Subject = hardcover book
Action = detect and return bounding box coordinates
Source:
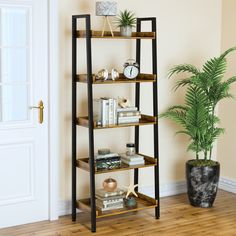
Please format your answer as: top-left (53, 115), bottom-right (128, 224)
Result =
top-left (96, 188), bottom-right (125, 198)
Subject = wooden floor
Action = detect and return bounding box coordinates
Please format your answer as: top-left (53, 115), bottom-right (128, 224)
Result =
top-left (1, 190), bottom-right (236, 236)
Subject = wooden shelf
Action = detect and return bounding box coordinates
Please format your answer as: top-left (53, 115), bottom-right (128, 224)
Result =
top-left (76, 73), bottom-right (156, 84)
top-left (77, 153), bottom-right (157, 174)
top-left (77, 114), bottom-right (156, 129)
top-left (77, 30), bottom-right (155, 39)
top-left (77, 192), bottom-right (158, 218)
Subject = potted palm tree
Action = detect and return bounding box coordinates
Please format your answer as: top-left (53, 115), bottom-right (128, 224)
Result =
top-left (115, 10), bottom-right (136, 37)
top-left (160, 47), bottom-right (236, 207)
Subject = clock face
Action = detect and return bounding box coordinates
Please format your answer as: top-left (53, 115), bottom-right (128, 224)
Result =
top-left (124, 65), bottom-right (139, 79)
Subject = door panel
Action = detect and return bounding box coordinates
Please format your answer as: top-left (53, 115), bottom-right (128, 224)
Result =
top-left (0, 0), bottom-right (48, 228)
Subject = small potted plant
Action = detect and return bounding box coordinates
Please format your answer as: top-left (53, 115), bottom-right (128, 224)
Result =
top-left (160, 47), bottom-right (236, 208)
top-left (115, 10), bottom-right (136, 37)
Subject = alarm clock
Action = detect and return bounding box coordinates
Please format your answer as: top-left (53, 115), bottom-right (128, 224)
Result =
top-left (123, 59), bottom-right (139, 79)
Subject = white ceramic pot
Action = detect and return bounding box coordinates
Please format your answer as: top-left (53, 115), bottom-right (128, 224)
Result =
top-left (120, 26), bottom-right (132, 37)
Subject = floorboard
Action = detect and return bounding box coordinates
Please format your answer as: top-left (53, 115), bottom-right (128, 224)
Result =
top-left (1, 190), bottom-right (236, 236)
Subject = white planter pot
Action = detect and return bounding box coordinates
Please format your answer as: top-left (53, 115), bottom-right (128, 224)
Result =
top-left (120, 26), bottom-right (132, 37)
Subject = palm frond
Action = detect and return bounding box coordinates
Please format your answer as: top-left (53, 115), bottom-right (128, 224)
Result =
top-left (168, 64), bottom-right (200, 78)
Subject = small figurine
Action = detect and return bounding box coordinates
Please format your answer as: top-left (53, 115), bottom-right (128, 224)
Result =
top-left (102, 177), bottom-right (117, 192)
top-left (118, 97), bottom-right (131, 108)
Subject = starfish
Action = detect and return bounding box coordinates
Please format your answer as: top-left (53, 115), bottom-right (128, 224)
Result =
top-left (124, 184), bottom-right (138, 198)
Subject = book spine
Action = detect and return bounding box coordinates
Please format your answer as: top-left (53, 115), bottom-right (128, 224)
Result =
top-left (121, 156), bottom-right (144, 162)
top-left (96, 198), bottom-right (124, 206)
top-left (101, 98), bottom-right (109, 127)
top-left (93, 99), bottom-right (102, 125)
top-left (116, 107), bottom-right (138, 112)
top-left (113, 99), bottom-right (117, 125)
top-left (108, 98), bottom-right (114, 125)
top-left (118, 111), bottom-right (141, 117)
top-left (121, 158), bottom-right (145, 165)
top-left (118, 115), bottom-right (141, 120)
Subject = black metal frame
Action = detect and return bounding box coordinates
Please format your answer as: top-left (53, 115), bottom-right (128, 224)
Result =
top-left (72, 15), bottom-right (159, 233)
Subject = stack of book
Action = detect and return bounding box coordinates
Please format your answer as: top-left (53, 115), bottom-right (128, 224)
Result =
top-left (117, 107), bottom-right (141, 124)
top-left (93, 98), bottom-right (141, 127)
top-left (93, 97), bottom-right (117, 127)
top-left (121, 153), bottom-right (145, 166)
top-left (96, 188), bottom-right (125, 211)
top-left (95, 152), bottom-right (121, 170)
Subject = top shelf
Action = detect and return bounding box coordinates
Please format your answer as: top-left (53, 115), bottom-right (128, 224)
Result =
top-left (77, 30), bottom-right (156, 39)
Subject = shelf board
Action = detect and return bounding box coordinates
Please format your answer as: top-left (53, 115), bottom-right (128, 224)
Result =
top-left (77, 153), bottom-right (157, 174)
top-left (77, 192), bottom-right (158, 218)
top-left (77, 30), bottom-right (155, 39)
top-left (77, 114), bottom-right (156, 129)
top-left (76, 73), bottom-right (156, 84)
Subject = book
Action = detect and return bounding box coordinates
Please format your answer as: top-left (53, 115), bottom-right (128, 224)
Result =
top-left (93, 99), bottom-right (102, 126)
top-left (113, 99), bottom-right (117, 125)
top-left (120, 153), bottom-right (144, 162)
top-left (108, 98), bottom-right (114, 125)
top-left (96, 200), bottom-right (124, 209)
top-left (118, 116), bottom-right (140, 124)
top-left (96, 198), bottom-right (124, 207)
top-left (101, 98), bottom-right (109, 127)
top-left (121, 158), bottom-right (145, 165)
top-left (96, 188), bottom-right (125, 198)
top-left (97, 203), bottom-right (124, 212)
top-left (118, 111), bottom-right (141, 117)
top-left (116, 106), bottom-right (138, 112)
top-left (95, 153), bottom-right (120, 160)
top-left (95, 194), bottom-right (126, 202)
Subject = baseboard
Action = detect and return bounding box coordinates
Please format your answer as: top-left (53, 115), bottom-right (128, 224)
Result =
top-left (219, 177), bottom-right (236, 194)
top-left (58, 181), bottom-right (187, 216)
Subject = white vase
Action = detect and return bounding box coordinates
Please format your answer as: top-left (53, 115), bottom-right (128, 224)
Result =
top-left (120, 26), bottom-right (132, 37)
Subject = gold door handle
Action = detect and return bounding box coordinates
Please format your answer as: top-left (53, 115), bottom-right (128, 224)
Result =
top-left (30, 100), bottom-right (44, 124)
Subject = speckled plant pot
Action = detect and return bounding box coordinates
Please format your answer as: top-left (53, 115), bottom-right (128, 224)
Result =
top-left (120, 26), bottom-right (132, 37)
top-left (186, 160), bottom-right (220, 208)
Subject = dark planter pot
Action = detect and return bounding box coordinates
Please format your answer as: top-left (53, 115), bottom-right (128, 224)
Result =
top-left (186, 160), bottom-right (220, 208)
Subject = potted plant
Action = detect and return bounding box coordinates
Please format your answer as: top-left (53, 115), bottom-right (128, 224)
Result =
top-left (160, 47), bottom-right (236, 207)
top-left (115, 10), bottom-right (136, 37)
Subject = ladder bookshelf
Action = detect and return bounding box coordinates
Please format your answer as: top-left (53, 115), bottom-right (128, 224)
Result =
top-left (72, 14), bottom-right (159, 233)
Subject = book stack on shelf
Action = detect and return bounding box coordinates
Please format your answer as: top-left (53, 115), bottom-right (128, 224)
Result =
top-left (93, 97), bottom-right (141, 126)
top-left (117, 107), bottom-right (141, 124)
top-left (93, 97), bottom-right (117, 127)
top-left (95, 188), bottom-right (126, 212)
top-left (95, 149), bottom-right (121, 170)
top-left (121, 153), bottom-right (145, 166)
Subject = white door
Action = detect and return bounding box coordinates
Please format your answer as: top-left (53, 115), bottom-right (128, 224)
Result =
top-left (0, 0), bottom-right (49, 228)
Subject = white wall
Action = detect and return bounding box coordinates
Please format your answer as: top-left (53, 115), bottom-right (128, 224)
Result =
top-left (218, 0), bottom-right (236, 180)
top-left (58, 0), bottom-right (222, 204)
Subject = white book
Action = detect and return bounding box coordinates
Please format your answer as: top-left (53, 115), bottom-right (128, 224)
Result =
top-left (96, 198), bottom-right (124, 207)
top-left (99, 204), bottom-right (124, 212)
top-left (113, 99), bottom-right (117, 125)
top-left (118, 115), bottom-right (141, 120)
top-left (93, 99), bottom-right (102, 125)
top-left (118, 111), bottom-right (141, 117)
top-left (116, 106), bottom-right (138, 112)
top-left (101, 98), bottom-right (109, 127)
top-left (120, 153), bottom-right (144, 162)
top-left (108, 98), bottom-right (114, 125)
top-left (118, 116), bottom-right (140, 124)
top-left (121, 158), bottom-right (145, 165)
top-left (118, 119), bottom-right (139, 124)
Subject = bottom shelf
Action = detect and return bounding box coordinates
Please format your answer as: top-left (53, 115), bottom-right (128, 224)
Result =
top-left (77, 192), bottom-right (158, 219)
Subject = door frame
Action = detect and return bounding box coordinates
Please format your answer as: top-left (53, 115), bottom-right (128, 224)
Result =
top-left (48, 0), bottom-right (59, 220)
